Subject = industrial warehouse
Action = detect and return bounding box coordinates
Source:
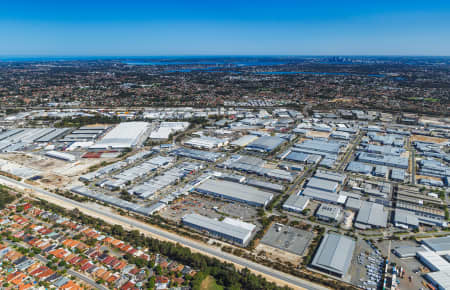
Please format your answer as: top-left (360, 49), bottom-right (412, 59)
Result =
top-left (314, 170), bottom-right (347, 184)
top-left (193, 179), bottom-right (274, 207)
top-left (310, 233), bottom-right (356, 278)
top-left (354, 201), bottom-right (388, 229)
top-left (245, 135), bottom-right (286, 152)
top-left (0, 104), bottom-right (448, 290)
top-left (89, 121), bottom-right (150, 150)
top-left (230, 134), bottom-right (258, 147)
top-left (414, 236), bottom-right (450, 290)
top-left (182, 213), bottom-right (256, 246)
top-left (306, 177), bottom-right (339, 192)
top-left (356, 152), bottom-right (409, 169)
top-left (184, 136), bottom-right (228, 149)
top-left (282, 194), bottom-right (310, 213)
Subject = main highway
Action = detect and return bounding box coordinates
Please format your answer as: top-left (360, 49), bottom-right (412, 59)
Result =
top-left (0, 175), bottom-right (327, 290)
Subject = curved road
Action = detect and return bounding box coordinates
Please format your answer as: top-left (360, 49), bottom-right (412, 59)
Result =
top-left (0, 175), bottom-right (327, 290)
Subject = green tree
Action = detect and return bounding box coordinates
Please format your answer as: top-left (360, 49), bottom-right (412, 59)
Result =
top-left (147, 276), bottom-right (156, 289)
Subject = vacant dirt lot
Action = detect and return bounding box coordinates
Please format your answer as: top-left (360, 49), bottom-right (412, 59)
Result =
top-left (410, 134), bottom-right (448, 144)
top-left (306, 131), bottom-right (331, 138)
top-left (415, 174), bottom-right (443, 182)
top-left (256, 243), bottom-right (303, 265)
top-left (0, 152), bottom-right (114, 189)
top-left (0, 152), bottom-right (103, 176)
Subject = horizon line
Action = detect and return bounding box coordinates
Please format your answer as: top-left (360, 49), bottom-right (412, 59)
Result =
top-left (1, 54), bottom-right (450, 59)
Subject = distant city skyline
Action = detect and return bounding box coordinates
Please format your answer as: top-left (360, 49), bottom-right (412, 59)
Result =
top-left (1, 0), bottom-right (450, 56)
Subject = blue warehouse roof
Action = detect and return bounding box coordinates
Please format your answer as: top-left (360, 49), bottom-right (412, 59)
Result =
top-left (357, 152), bottom-right (409, 169)
top-left (245, 136), bottom-right (286, 152)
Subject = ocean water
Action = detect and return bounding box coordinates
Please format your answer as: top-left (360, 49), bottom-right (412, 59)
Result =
top-left (0, 56), bottom-right (385, 77)
top-left (123, 60), bottom-right (288, 66)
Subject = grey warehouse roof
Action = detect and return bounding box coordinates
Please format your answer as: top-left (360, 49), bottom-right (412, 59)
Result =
top-left (394, 209), bottom-right (419, 228)
top-left (307, 177), bottom-right (339, 192)
top-left (245, 136), bottom-right (286, 152)
top-left (195, 179), bottom-right (273, 206)
top-left (316, 204), bottom-right (341, 220)
top-left (294, 139), bottom-right (342, 155)
top-left (346, 161), bottom-right (373, 174)
top-left (357, 152), bottom-right (409, 169)
top-left (283, 194), bottom-right (310, 212)
top-left (356, 201), bottom-right (388, 227)
top-left (345, 197), bottom-right (362, 210)
top-left (391, 168), bottom-right (406, 180)
top-left (311, 233), bottom-right (355, 276)
top-left (301, 188), bottom-right (347, 204)
top-left (422, 236), bottom-right (450, 253)
top-left (171, 147), bottom-right (223, 162)
top-left (393, 246), bottom-right (426, 258)
top-left (284, 151), bottom-right (309, 163)
top-left (314, 170), bottom-right (347, 184)
top-left (246, 178), bottom-right (284, 192)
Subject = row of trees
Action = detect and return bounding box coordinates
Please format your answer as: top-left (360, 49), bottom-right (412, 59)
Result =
top-left (32, 199), bottom-right (290, 290)
top-left (52, 115), bottom-right (122, 127)
top-left (0, 185), bottom-right (15, 209)
top-left (32, 197), bottom-right (356, 289)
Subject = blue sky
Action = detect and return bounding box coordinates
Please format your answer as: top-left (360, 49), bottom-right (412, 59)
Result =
top-left (1, 0), bottom-right (449, 56)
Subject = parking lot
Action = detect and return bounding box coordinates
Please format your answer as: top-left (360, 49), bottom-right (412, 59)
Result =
top-left (159, 194), bottom-right (260, 223)
top-left (376, 239), bottom-right (427, 290)
top-left (349, 239), bottom-right (385, 288)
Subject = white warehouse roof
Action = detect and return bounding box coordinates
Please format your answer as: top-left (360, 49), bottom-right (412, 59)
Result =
top-left (182, 213), bottom-right (255, 245)
top-left (426, 271), bottom-right (450, 290)
top-left (231, 135), bottom-right (259, 147)
top-left (90, 122), bottom-right (150, 150)
top-left (417, 251), bottom-right (450, 272)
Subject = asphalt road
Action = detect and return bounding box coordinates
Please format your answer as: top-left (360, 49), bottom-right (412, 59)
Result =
top-left (338, 133), bottom-right (362, 171)
top-left (68, 270), bottom-right (108, 290)
top-left (286, 165), bottom-right (315, 196)
top-left (0, 175), bottom-right (327, 290)
top-left (411, 150), bottom-right (416, 185)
